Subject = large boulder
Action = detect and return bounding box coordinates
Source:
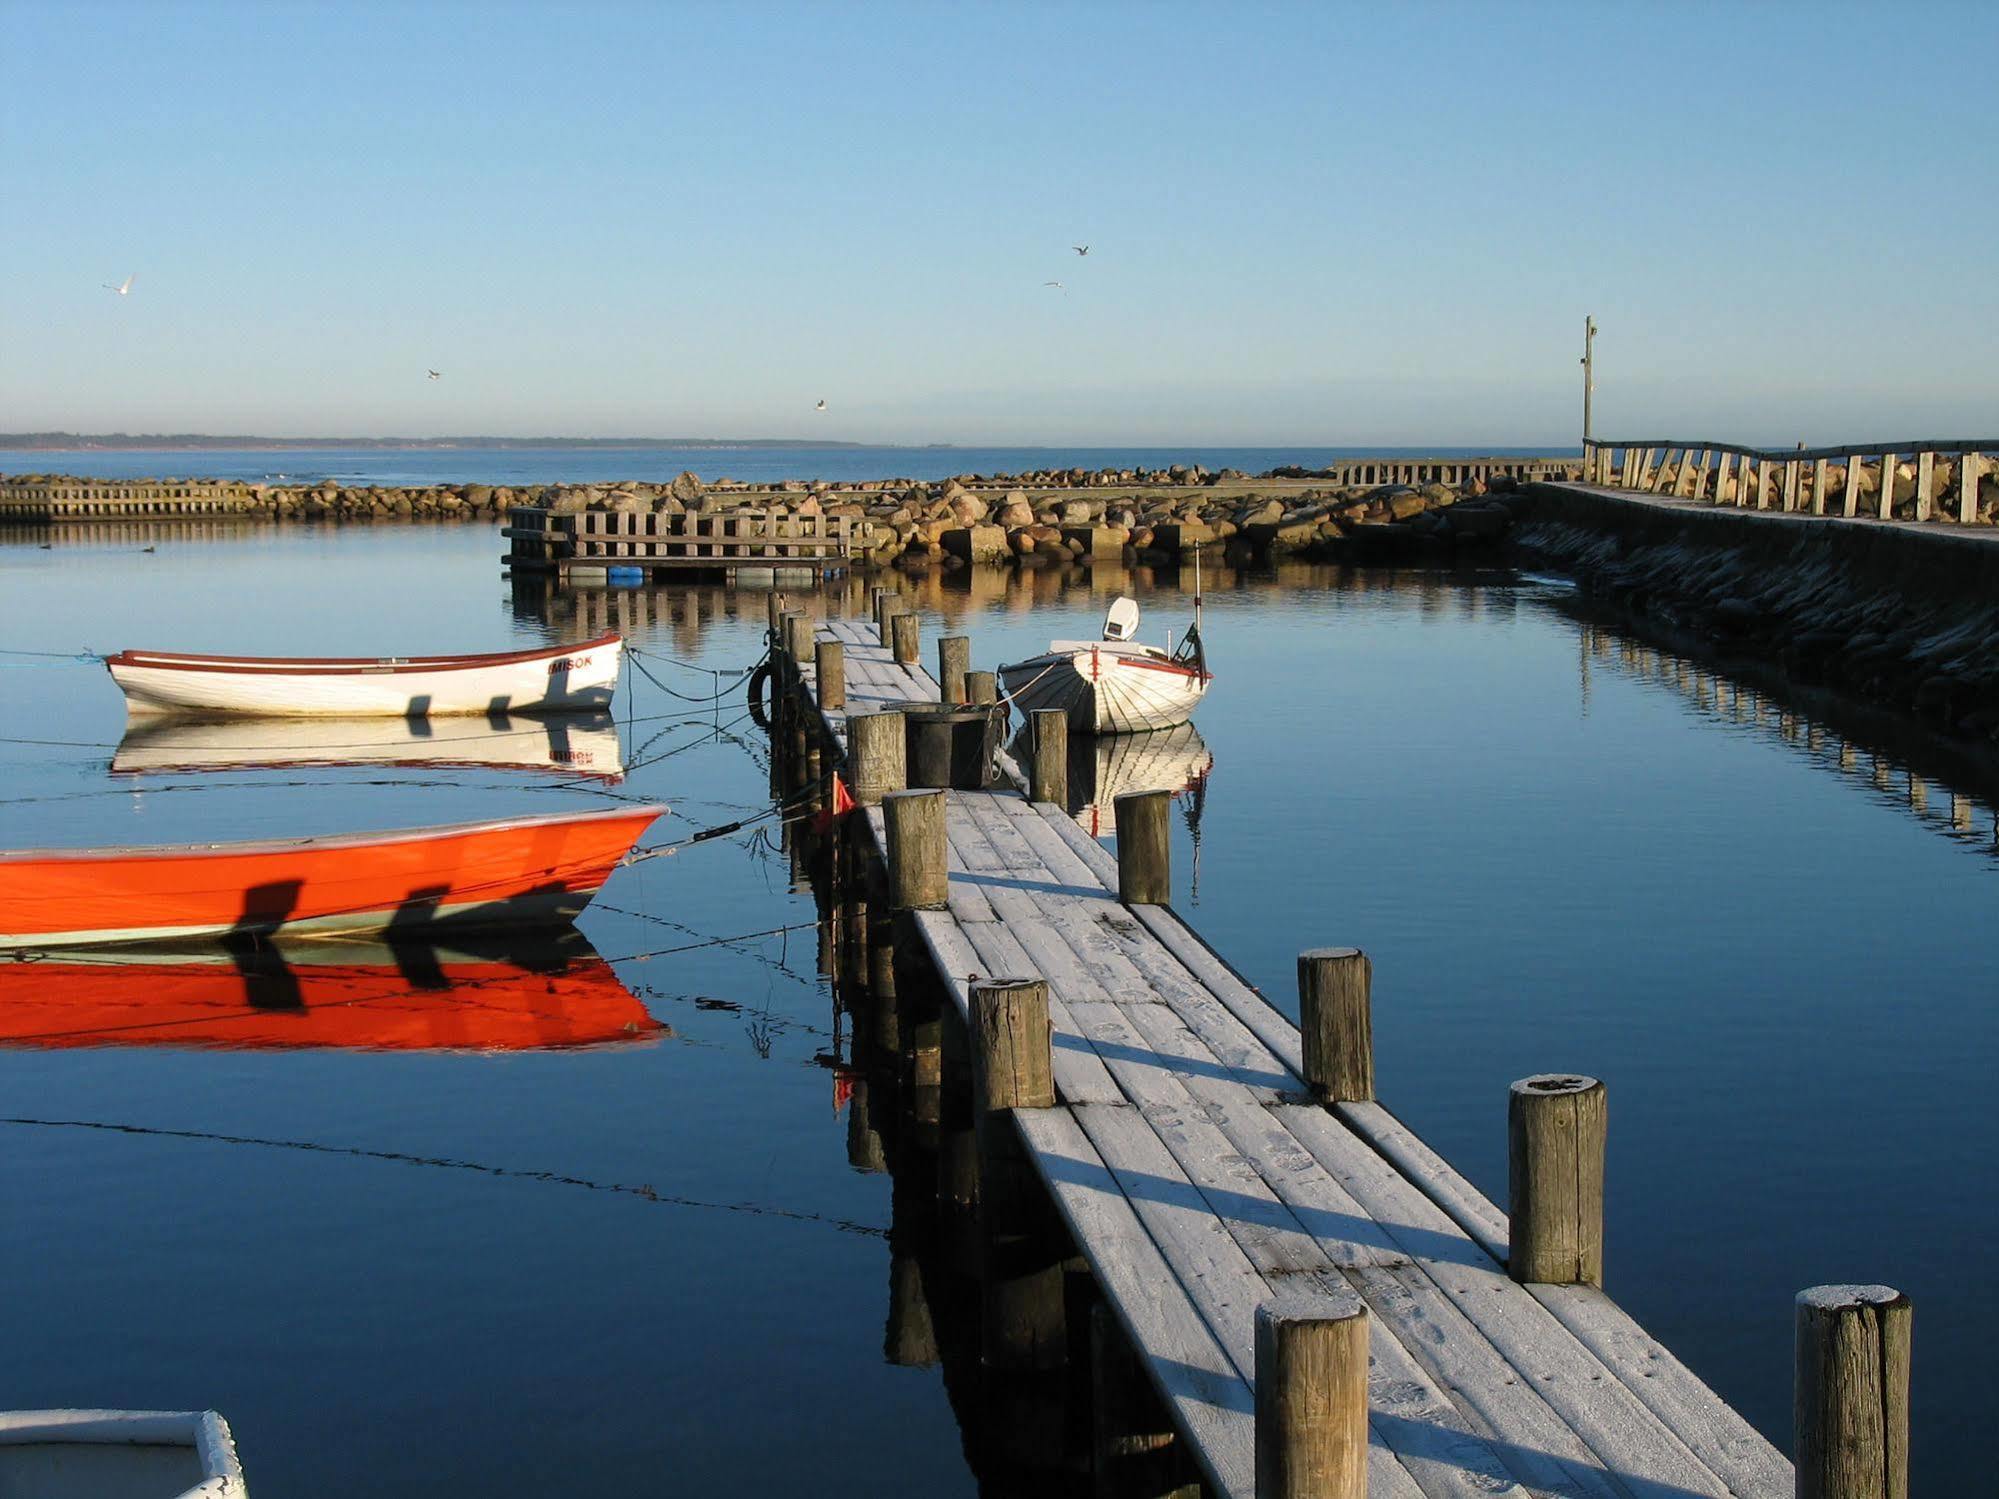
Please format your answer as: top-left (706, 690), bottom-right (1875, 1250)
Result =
top-left (668, 470), bottom-right (706, 506)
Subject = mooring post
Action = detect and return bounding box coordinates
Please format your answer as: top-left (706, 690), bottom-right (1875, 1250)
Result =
top-left (1507, 1074), bottom-right (1607, 1285)
top-left (1029, 709), bottom-right (1068, 805)
top-left (937, 634), bottom-right (971, 704)
top-left (1795, 1284), bottom-right (1910, 1499)
top-left (765, 589), bottom-right (787, 642)
top-left (846, 711), bottom-right (907, 807)
top-left (970, 977), bottom-right (1064, 1371)
top-left (784, 612), bottom-right (816, 669)
top-left (815, 638), bottom-right (845, 712)
top-left (1298, 948), bottom-right (1374, 1103)
top-left (890, 609), bottom-right (921, 665)
top-left (1113, 790), bottom-right (1171, 905)
top-left (885, 789), bottom-right (948, 911)
top-left (1960, 452), bottom-right (1984, 524)
top-left (1253, 1290), bottom-right (1370, 1499)
top-left (965, 669), bottom-right (997, 707)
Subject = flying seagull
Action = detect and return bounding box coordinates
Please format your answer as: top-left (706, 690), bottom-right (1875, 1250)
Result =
top-left (1044, 280), bottom-right (1065, 290)
top-left (1072, 245), bottom-right (1089, 256)
top-left (427, 369), bottom-right (441, 380)
top-left (102, 274), bottom-right (134, 296)
top-left (815, 399), bottom-right (827, 411)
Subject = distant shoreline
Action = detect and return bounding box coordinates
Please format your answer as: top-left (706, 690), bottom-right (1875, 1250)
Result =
top-left (0, 434), bottom-right (889, 452)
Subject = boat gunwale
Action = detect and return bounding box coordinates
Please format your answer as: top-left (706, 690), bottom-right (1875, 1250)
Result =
top-left (1000, 645), bottom-right (1212, 683)
top-left (0, 803), bottom-right (665, 865)
top-left (104, 631), bottom-right (623, 677)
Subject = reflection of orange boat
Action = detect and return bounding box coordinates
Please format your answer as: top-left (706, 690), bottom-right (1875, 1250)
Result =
top-left (0, 935), bottom-right (665, 1051)
top-left (0, 806), bottom-right (663, 950)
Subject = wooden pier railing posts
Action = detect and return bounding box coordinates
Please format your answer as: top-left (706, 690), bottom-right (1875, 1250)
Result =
top-left (1254, 1293), bottom-right (1371, 1499)
top-left (765, 613), bottom-right (1877, 1499)
top-left (1507, 1074), bottom-right (1608, 1287)
top-left (1112, 789), bottom-right (1171, 903)
top-left (891, 610), bottom-right (921, 665)
top-left (936, 635), bottom-right (971, 706)
top-left (1582, 436), bottom-right (1997, 525)
top-left (1298, 948), bottom-right (1374, 1104)
top-left (1794, 1285), bottom-right (1911, 1499)
top-left (1028, 709), bottom-right (1068, 806)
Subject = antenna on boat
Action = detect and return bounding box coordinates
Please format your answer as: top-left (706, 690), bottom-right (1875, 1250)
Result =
top-left (1193, 544), bottom-right (1203, 637)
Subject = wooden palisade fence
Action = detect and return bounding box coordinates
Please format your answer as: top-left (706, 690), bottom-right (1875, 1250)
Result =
top-left (1582, 437), bottom-right (1998, 525)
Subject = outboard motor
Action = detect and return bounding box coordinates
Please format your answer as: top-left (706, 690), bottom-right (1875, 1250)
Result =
top-left (1102, 596), bottom-right (1141, 642)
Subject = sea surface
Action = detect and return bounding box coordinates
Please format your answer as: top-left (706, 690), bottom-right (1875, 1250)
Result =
top-left (2, 443), bottom-right (1571, 487)
top-left (0, 525), bottom-right (1990, 1494)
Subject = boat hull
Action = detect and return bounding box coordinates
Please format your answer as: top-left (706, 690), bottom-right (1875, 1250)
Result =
top-left (999, 645), bottom-right (1209, 733)
top-left (106, 634), bottom-right (623, 718)
top-left (0, 806), bottom-right (663, 950)
top-left (111, 711), bottom-right (624, 780)
top-left (0, 1410), bottom-right (244, 1499)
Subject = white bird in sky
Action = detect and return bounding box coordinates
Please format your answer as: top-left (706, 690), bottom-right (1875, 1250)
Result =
top-left (1072, 245), bottom-right (1089, 256)
top-left (427, 369), bottom-right (442, 380)
top-left (814, 399), bottom-right (827, 411)
top-left (1044, 280), bottom-right (1065, 290)
top-left (102, 274), bottom-right (134, 296)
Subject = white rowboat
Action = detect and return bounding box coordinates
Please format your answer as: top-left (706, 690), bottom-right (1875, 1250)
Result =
top-left (998, 596), bottom-right (1211, 734)
top-left (106, 634), bottom-right (623, 718)
top-left (0, 1409), bottom-right (245, 1498)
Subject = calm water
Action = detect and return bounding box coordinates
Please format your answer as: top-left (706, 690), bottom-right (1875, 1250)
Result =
top-left (2, 443), bottom-right (1569, 487)
top-left (1, 526), bottom-right (1991, 1493)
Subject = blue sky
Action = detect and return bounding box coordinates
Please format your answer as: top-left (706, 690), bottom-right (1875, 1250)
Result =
top-left (4, 0), bottom-right (1994, 445)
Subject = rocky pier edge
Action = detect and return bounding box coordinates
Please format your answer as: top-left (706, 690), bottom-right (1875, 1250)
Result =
top-left (1507, 481), bottom-right (1999, 745)
top-left (3, 462), bottom-right (1545, 563)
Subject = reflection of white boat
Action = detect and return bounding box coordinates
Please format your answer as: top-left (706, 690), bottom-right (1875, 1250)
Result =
top-left (106, 633), bottom-right (623, 718)
top-left (998, 596), bottom-right (1211, 733)
top-left (112, 712), bottom-right (624, 780)
top-left (1068, 724), bottom-right (1213, 839)
top-left (0, 1408), bottom-right (246, 1497)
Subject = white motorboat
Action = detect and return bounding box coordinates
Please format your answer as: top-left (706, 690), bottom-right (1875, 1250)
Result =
top-left (0, 1409), bottom-right (245, 1497)
top-left (998, 593), bottom-right (1211, 734)
top-left (105, 633), bottom-right (623, 719)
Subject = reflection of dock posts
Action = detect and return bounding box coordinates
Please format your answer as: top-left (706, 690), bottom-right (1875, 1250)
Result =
top-left (1794, 1284), bottom-right (1910, 1499)
top-left (884, 1169), bottom-right (940, 1369)
top-left (1507, 1074), bottom-right (1607, 1286)
top-left (846, 1075), bottom-right (889, 1173)
top-left (1090, 1302), bottom-right (1201, 1499)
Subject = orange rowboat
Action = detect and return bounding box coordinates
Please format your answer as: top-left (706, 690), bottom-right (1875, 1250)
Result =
top-left (0, 937), bottom-right (664, 1051)
top-left (0, 805), bottom-right (664, 950)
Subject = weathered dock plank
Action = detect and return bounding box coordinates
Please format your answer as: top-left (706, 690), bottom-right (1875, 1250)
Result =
top-left (785, 616), bottom-right (1791, 1499)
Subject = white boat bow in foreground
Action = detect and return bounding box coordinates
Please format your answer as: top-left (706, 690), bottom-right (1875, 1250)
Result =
top-left (0, 1408), bottom-right (245, 1498)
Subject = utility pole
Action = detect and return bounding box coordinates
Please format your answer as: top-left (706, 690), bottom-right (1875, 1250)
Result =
top-left (1580, 315), bottom-right (1597, 444)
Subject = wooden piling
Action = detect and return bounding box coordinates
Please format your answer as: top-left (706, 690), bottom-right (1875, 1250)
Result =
top-left (783, 611), bottom-right (814, 666)
top-left (965, 669), bottom-right (998, 707)
top-left (891, 609), bottom-right (921, 665)
top-left (1507, 1074), bottom-right (1607, 1286)
top-left (765, 590), bottom-right (787, 639)
top-left (1845, 453), bottom-right (1865, 518)
top-left (1030, 708), bottom-right (1069, 806)
top-left (1960, 452), bottom-right (1983, 524)
top-left (1113, 790), bottom-right (1171, 905)
top-left (846, 711), bottom-right (907, 806)
top-left (970, 977), bottom-right (1063, 1371)
top-left (937, 634), bottom-right (971, 704)
top-left (1795, 1284), bottom-right (1910, 1499)
top-left (815, 638), bottom-right (845, 711)
top-left (885, 789), bottom-right (948, 911)
top-left (1298, 948), bottom-right (1374, 1103)
top-left (1253, 1290), bottom-right (1370, 1499)
top-left (1914, 451), bottom-right (1934, 521)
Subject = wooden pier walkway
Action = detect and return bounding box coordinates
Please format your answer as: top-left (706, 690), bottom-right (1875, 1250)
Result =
top-left (785, 615), bottom-right (1794, 1499)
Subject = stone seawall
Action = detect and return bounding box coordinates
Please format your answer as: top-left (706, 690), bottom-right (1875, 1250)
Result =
top-left (1509, 482), bottom-right (1999, 742)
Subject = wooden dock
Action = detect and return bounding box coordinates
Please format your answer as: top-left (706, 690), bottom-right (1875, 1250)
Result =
top-left (503, 505), bottom-right (866, 579)
top-left (760, 610), bottom-right (1885, 1499)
